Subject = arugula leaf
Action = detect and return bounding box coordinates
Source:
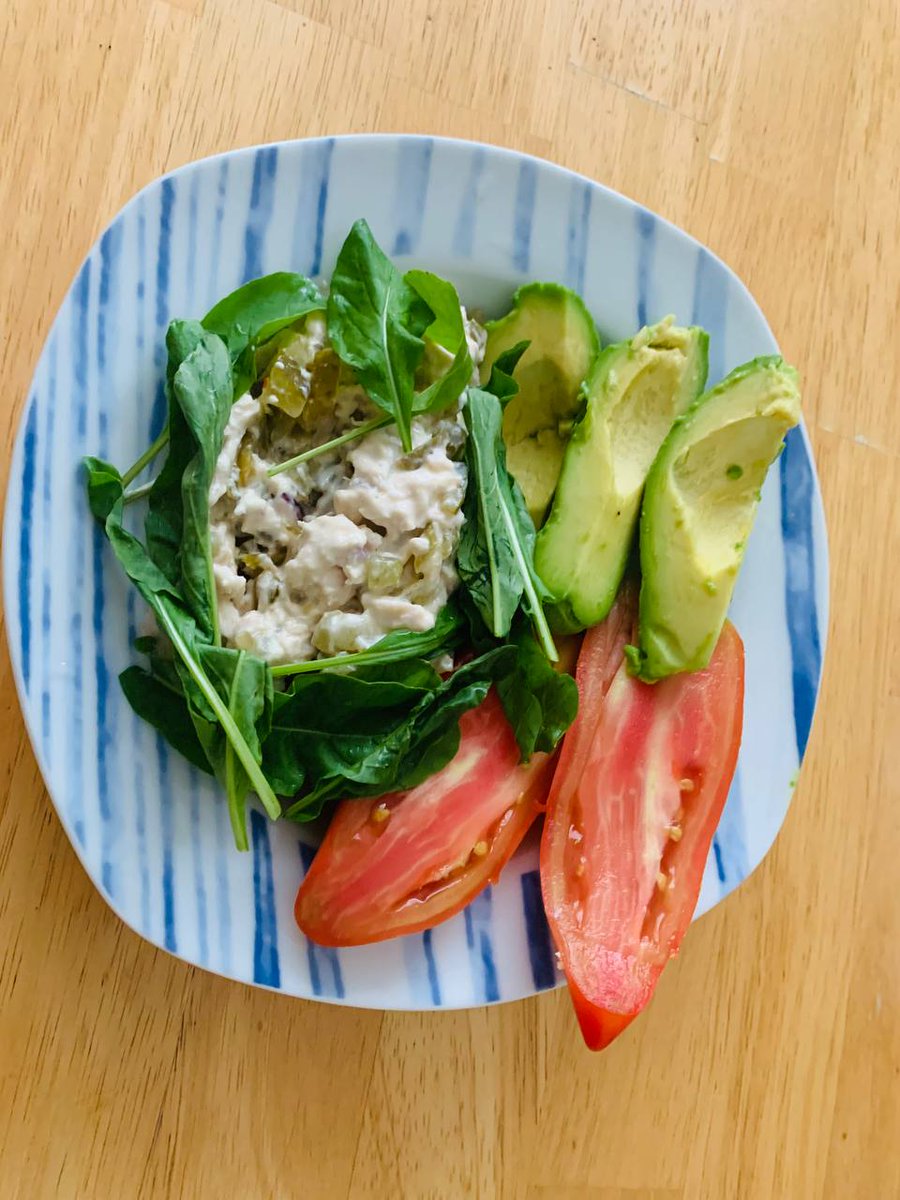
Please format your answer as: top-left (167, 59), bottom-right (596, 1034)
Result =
top-left (456, 590), bottom-right (576, 759)
top-left (83, 461), bottom-right (281, 845)
top-left (405, 270), bottom-right (465, 352)
top-left (119, 663), bottom-right (213, 775)
top-left (326, 219), bottom-right (431, 452)
top-left (484, 340), bottom-right (530, 405)
top-left (180, 646), bottom-right (275, 849)
top-left (271, 600), bottom-right (465, 676)
top-left (413, 342), bottom-right (472, 416)
top-left (407, 269), bottom-right (474, 416)
top-left (202, 272), bottom-right (323, 397)
top-left (267, 648), bottom-right (515, 820)
top-left (458, 387), bottom-right (557, 660)
top-left (495, 623), bottom-right (578, 759)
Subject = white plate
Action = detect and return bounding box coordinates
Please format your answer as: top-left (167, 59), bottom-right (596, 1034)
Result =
top-left (3, 136), bottom-right (829, 1009)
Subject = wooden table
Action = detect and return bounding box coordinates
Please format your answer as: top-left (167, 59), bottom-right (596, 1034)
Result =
top-left (2, 1), bottom-right (897, 1196)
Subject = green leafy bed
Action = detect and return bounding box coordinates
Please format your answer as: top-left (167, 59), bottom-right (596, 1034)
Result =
top-left (85, 220), bottom-right (577, 850)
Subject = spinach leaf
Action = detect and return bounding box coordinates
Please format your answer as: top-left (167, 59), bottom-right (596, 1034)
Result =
top-left (271, 600), bottom-right (465, 676)
top-left (84, 456), bottom-right (123, 523)
top-left (145, 324), bottom-right (233, 642)
top-left (458, 387), bottom-right (557, 660)
top-left (202, 272), bottom-right (323, 397)
top-left (170, 331), bottom-right (234, 641)
top-left (495, 623), bottom-right (578, 759)
top-left (326, 219), bottom-right (431, 452)
top-left (269, 647), bottom-right (515, 820)
top-left (145, 321), bottom-right (207, 588)
top-left (263, 661), bottom-right (440, 798)
top-left (119, 663), bottom-right (213, 775)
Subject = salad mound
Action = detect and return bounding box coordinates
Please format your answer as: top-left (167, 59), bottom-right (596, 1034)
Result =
top-left (85, 216), bottom-right (800, 1053)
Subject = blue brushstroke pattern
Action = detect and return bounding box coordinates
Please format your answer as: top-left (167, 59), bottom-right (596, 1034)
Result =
top-left (692, 246), bottom-right (728, 386)
top-left (96, 232), bottom-right (119, 896)
top-left (310, 138), bottom-right (333, 276)
top-left (463, 889), bottom-right (499, 1003)
top-left (392, 138), bottom-right (434, 255)
top-left (98, 224), bottom-right (122, 370)
top-left (157, 736), bottom-right (177, 952)
top-left (291, 139), bottom-right (334, 278)
top-left (69, 264), bottom-right (92, 849)
top-left (422, 929), bottom-right (441, 1006)
top-left (136, 206), bottom-right (146, 352)
top-left (243, 146), bottom-right (279, 281)
top-left (713, 839), bottom-right (726, 884)
top-left (635, 208), bottom-right (655, 328)
top-left (40, 343), bottom-right (56, 743)
top-left (208, 158), bottom-right (229, 304)
top-left (213, 769), bottom-right (233, 976)
top-left (189, 772), bottom-right (209, 966)
top-left (17, 402), bottom-right (37, 691)
top-left (520, 870), bottom-right (556, 990)
top-left (512, 159), bottom-right (537, 272)
top-left (711, 768), bottom-right (748, 886)
top-left (298, 843), bottom-right (343, 997)
top-left (251, 810), bottom-right (281, 987)
top-left (156, 178), bottom-right (174, 331)
top-left (74, 262), bottom-right (91, 438)
top-left (452, 145), bottom-right (485, 258)
top-left (780, 427), bottom-right (822, 758)
top-left (93, 520), bottom-right (113, 894)
top-left (565, 180), bottom-right (592, 295)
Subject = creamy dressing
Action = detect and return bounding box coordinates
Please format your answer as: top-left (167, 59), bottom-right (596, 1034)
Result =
top-left (208, 310), bottom-right (485, 665)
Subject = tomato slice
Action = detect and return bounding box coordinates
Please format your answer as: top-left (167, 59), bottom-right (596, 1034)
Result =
top-left (296, 690), bottom-right (556, 946)
top-left (541, 609), bottom-right (744, 1050)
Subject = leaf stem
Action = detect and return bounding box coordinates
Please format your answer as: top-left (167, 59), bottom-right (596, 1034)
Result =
top-left (122, 478), bottom-right (157, 505)
top-left (497, 499), bottom-right (558, 663)
top-left (224, 652), bottom-right (249, 852)
top-left (155, 599), bottom-right (281, 828)
top-left (469, 430), bottom-right (504, 635)
top-left (267, 416), bottom-right (392, 476)
top-left (121, 427), bottom-right (170, 487)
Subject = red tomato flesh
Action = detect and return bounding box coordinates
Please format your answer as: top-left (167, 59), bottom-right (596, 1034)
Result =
top-left (541, 613), bottom-right (744, 1051)
top-left (296, 690), bottom-right (556, 947)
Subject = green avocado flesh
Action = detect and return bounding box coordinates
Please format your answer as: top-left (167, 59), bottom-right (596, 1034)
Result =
top-left (534, 318), bottom-right (709, 632)
top-left (629, 355), bottom-right (802, 682)
top-left (481, 283), bottom-right (599, 525)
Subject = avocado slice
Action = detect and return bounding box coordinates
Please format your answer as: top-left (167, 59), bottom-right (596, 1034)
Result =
top-left (481, 283), bottom-right (599, 525)
top-left (534, 318), bottom-right (709, 632)
top-left (628, 355), bottom-right (802, 681)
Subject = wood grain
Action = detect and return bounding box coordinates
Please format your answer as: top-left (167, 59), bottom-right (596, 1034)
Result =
top-left (1, 1), bottom-right (897, 1196)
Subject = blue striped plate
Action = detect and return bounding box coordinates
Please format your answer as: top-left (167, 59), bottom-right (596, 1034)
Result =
top-left (3, 136), bottom-right (828, 1010)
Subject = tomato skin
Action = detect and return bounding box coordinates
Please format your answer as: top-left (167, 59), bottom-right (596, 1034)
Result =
top-left (541, 611), bottom-right (744, 1051)
top-left (296, 690), bottom-right (556, 947)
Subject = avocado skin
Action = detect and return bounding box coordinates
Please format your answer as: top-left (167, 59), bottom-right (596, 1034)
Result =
top-left (632, 355), bottom-right (802, 682)
top-left (536, 319), bottom-right (709, 632)
top-left (483, 282), bottom-right (600, 526)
